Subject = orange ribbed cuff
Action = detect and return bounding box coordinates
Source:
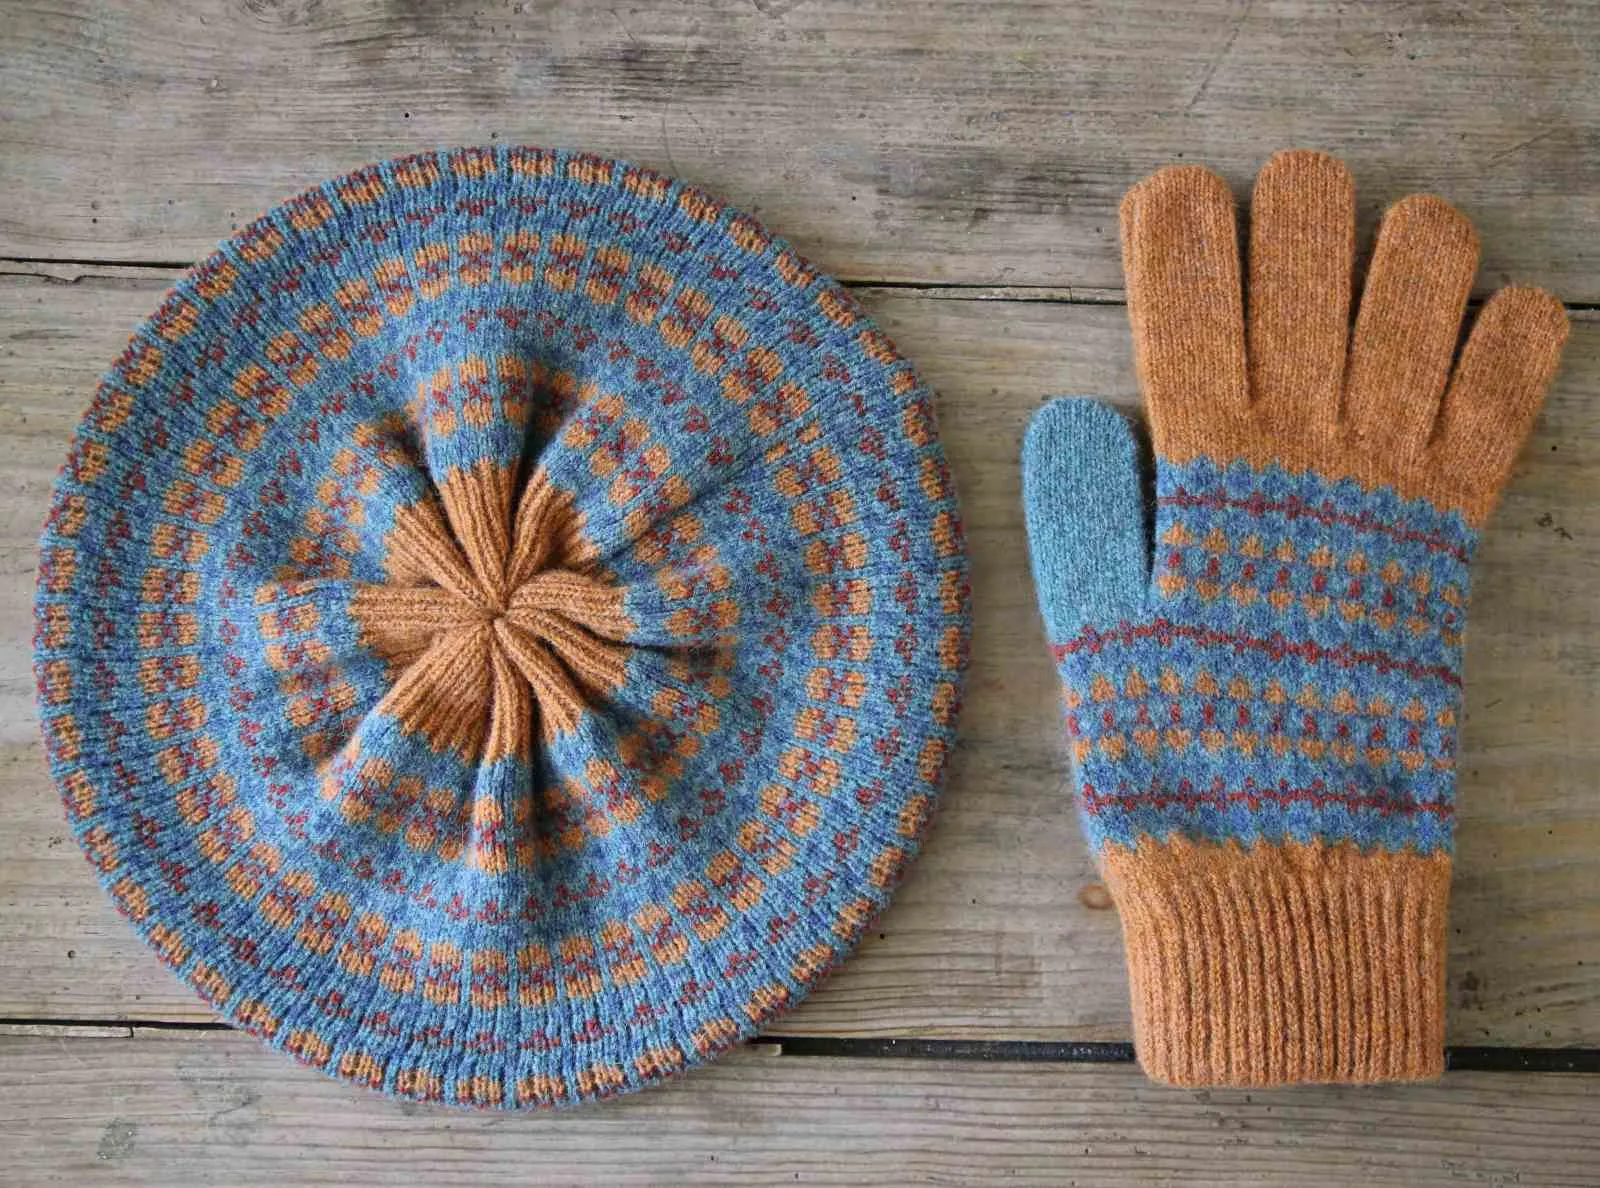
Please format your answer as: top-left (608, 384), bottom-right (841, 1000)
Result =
top-left (1101, 838), bottom-right (1451, 1086)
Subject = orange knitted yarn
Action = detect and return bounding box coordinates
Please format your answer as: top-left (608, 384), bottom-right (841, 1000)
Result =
top-left (1024, 150), bottom-right (1568, 1086)
top-left (1120, 152), bottom-right (1568, 528)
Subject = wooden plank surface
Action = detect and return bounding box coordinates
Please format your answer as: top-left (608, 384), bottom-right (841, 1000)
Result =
top-left (4, 0), bottom-right (1599, 1174)
top-left (1, 1029), bottom-right (1598, 1187)
top-left (2, 265), bottom-right (1597, 1043)
top-left (2, 1), bottom-right (1598, 297)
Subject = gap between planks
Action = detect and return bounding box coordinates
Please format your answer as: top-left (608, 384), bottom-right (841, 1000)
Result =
top-left (3, 1017), bottom-right (1599, 1075)
top-left (2, 257), bottom-right (1122, 303)
top-left (5, 258), bottom-right (1597, 319)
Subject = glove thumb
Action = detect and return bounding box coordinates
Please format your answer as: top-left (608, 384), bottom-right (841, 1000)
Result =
top-left (1021, 398), bottom-right (1150, 644)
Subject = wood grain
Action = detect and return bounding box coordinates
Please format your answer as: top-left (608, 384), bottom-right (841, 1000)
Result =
top-left (1, 266), bottom-right (1596, 1044)
top-left (2, 1029), bottom-right (1598, 1186)
top-left (1, 1), bottom-right (1597, 296)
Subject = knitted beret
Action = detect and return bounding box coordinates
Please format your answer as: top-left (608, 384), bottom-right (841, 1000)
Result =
top-left (34, 146), bottom-right (970, 1108)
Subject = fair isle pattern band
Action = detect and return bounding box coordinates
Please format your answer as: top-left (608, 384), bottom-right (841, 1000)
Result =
top-left (1052, 457), bottom-right (1474, 858)
top-left (34, 147), bottom-right (971, 1108)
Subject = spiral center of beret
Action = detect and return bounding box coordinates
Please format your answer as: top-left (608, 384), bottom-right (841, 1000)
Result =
top-left (347, 463), bottom-right (633, 764)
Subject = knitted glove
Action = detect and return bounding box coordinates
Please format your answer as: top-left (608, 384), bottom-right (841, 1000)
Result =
top-left (1022, 151), bottom-right (1569, 1086)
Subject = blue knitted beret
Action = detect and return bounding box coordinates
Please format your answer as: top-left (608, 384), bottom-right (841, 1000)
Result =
top-left (34, 146), bottom-right (970, 1108)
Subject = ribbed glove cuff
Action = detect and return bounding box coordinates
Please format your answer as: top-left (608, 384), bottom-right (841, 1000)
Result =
top-left (1102, 839), bottom-right (1451, 1086)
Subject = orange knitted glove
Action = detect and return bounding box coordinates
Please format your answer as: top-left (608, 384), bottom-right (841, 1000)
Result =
top-left (1023, 151), bottom-right (1569, 1084)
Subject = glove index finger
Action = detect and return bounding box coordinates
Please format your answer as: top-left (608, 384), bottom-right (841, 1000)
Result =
top-left (1121, 165), bottom-right (1249, 462)
top-left (1022, 398), bottom-right (1151, 644)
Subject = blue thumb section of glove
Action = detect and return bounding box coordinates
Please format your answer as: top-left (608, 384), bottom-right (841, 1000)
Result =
top-left (1021, 398), bottom-right (1150, 643)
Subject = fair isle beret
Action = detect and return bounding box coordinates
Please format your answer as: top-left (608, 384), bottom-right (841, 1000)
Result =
top-left (34, 146), bottom-right (970, 1108)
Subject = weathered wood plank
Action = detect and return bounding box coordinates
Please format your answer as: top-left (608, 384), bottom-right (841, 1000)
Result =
top-left (2, 1030), bottom-right (1599, 1186)
top-left (0, 268), bottom-right (1597, 1043)
top-left (2, 1), bottom-right (1597, 296)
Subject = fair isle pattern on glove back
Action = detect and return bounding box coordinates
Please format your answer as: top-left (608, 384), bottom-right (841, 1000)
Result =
top-left (1061, 457), bottom-right (1471, 859)
top-left (34, 146), bottom-right (970, 1109)
top-left (1023, 151), bottom-right (1568, 1087)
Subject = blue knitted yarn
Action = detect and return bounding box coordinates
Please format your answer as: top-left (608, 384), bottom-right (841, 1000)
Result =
top-left (1024, 400), bottom-right (1472, 860)
top-left (34, 147), bottom-right (970, 1108)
